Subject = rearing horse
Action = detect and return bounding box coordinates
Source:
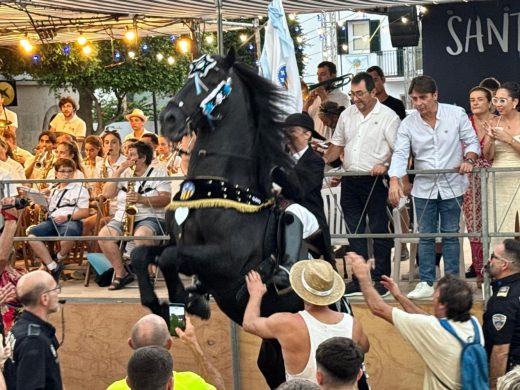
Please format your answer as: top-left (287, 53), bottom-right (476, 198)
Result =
top-left (132, 49), bottom-right (304, 328)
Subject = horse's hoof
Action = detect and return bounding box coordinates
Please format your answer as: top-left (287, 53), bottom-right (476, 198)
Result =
top-left (186, 293), bottom-right (211, 320)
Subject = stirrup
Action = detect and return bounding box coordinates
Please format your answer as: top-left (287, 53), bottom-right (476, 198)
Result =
top-left (273, 265), bottom-right (293, 295)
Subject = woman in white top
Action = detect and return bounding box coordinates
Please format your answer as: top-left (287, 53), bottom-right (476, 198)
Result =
top-left (46, 140), bottom-right (85, 180)
top-left (83, 135), bottom-right (103, 179)
top-left (0, 138), bottom-right (25, 180)
top-left (26, 158), bottom-right (90, 281)
top-left (484, 81), bottom-right (520, 247)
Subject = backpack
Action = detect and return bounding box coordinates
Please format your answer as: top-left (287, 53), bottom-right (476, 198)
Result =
top-left (439, 317), bottom-right (489, 390)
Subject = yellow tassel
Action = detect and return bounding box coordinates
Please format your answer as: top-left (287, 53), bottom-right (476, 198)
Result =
top-left (168, 198), bottom-right (273, 213)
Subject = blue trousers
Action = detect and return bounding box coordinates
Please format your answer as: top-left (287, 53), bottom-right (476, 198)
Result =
top-left (414, 195), bottom-right (463, 284)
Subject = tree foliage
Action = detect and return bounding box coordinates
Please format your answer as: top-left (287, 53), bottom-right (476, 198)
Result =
top-left (0, 16), bottom-right (305, 133)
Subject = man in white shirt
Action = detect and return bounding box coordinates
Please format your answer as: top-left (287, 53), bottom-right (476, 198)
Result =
top-left (49, 96), bottom-right (86, 144)
top-left (303, 62), bottom-right (350, 141)
top-left (323, 72), bottom-right (400, 297)
top-left (388, 75), bottom-right (480, 299)
top-left (0, 94), bottom-right (18, 133)
top-left (98, 141), bottom-right (170, 290)
top-left (349, 252), bottom-right (486, 390)
top-left (123, 109), bottom-right (152, 142)
top-left (3, 128), bottom-right (33, 167)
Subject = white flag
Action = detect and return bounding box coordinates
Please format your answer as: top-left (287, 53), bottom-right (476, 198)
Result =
top-left (260, 0), bottom-right (302, 114)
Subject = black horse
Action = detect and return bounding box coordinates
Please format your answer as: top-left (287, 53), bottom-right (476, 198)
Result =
top-left (131, 49), bottom-right (307, 387)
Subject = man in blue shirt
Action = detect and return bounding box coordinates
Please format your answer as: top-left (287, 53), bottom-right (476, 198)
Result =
top-left (388, 75), bottom-right (480, 300)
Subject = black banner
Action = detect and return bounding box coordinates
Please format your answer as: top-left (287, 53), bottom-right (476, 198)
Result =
top-left (422, 0), bottom-right (520, 110)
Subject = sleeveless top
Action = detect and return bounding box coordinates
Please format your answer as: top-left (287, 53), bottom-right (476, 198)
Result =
top-left (285, 310), bottom-right (354, 383)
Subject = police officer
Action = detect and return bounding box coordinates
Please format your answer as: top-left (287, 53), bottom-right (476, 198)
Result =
top-left (483, 239), bottom-right (520, 390)
top-left (4, 271), bottom-right (63, 389)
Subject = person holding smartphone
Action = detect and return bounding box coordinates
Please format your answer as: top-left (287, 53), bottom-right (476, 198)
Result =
top-left (106, 313), bottom-right (225, 390)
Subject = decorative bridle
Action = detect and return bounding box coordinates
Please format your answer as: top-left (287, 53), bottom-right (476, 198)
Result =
top-left (176, 54), bottom-right (233, 133)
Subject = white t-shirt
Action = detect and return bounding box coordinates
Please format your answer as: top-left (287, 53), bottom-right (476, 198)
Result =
top-left (123, 129), bottom-right (152, 142)
top-left (113, 166), bottom-right (171, 222)
top-left (96, 155), bottom-right (127, 215)
top-left (12, 147), bottom-right (33, 165)
top-left (0, 108), bottom-right (18, 129)
top-left (50, 113), bottom-right (86, 138)
top-left (392, 308), bottom-right (484, 390)
top-left (1, 158), bottom-right (25, 180)
top-left (0, 166), bottom-right (18, 197)
top-left (47, 182), bottom-right (90, 218)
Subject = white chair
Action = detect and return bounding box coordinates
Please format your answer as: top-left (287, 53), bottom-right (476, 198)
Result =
top-left (321, 186), bottom-right (349, 248)
top-left (392, 197), bottom-right (465, 283)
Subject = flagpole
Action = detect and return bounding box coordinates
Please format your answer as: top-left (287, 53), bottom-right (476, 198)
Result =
top-left (215, 0), bottom-right (224, 56)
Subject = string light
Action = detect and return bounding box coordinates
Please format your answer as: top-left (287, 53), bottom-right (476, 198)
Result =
top-left (125, 27), bottom-right (136, 42)
top-left (239, 34), bottom-right (247, 42)
top-left (140, 43), bottom-right (149, 52)
top-left (178, 38), bottom-right (190, 54)
top-left (288, 14), bottom-right (296, 21)
top-left (63, 44), bottom-right (71, 56)
top-left (167, 56), bottom-right (175, 65)
top-left (77, 34), bottom-right (87, 46)
top-left (82, 45), bottom-right (92, 56)
top-left (419, 6), bottom-right (428, 14)
top-left (31, 54), bottom-right (41, 64)
top-left (156, 53), bottom-right (164, 61)
top-left (114, 50), bottom-right (122, 61)
top-left (169, 35), bottom-right (177, 43)
top-left (401, 16), bottom-right (409, 24)
top-left (128, 51), bottom-right (136, 59)
top-left (205, 35), bottom-right (214, 44)
top-left (296, 36), bottom-right (303, 43)
top-left (20, 37), bottom-right (33, 53)
top-left (341, 44), bottom-right (348, 51)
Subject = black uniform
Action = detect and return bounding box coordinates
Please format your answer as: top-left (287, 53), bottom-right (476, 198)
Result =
top-left (4, 311), bottom-right (62, 390)
top-left (483, 273), bottom-right (520, 370)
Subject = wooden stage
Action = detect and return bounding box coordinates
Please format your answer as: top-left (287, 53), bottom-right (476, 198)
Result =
top-left (49, 274), bottom-right (485, 390)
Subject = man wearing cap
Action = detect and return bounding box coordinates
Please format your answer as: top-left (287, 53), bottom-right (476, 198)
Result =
top-left (50, 96), bottom-right (87, 146)
top-left (243, 260), bottom-right (369, 384)
top-left (124, 109), bottom-right (152, 142)
top-left (323, 72), bottom-right (400, 297)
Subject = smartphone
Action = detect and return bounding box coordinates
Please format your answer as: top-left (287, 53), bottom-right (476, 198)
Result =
top-left (168, 303), bottom-right (186, 336)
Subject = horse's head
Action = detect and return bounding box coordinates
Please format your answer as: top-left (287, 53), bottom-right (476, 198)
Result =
top-left (160, 49), bottom-right (236, 142)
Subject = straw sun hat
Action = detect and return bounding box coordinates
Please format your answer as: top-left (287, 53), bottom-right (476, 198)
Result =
top-left (125, 108), bottom-right (148, 122)
top-left (289, 260), bottom-right (345, 306)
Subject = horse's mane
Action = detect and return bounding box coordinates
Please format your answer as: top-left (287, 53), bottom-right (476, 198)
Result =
top-left (231, 61), bottom-right (295, 199)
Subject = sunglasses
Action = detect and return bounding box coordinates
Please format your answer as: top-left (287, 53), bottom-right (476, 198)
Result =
top-left (490, 253), bottom-right (512, 263)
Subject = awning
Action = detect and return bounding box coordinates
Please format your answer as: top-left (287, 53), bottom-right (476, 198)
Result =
top-left (0, 0), bottom-right (462, 46)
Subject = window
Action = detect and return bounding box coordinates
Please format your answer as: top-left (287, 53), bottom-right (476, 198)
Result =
top-left (349, 20), bottom-right (370, 53)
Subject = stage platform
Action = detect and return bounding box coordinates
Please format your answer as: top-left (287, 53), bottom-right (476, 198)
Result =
top-left (48, 266), bottom-right (485, 390)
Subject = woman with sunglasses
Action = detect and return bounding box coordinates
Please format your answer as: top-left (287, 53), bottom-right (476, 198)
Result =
top-left (26, 158), bottom-right (90, 281)
top-left (463, 86), bottom-right (496, 286)
top-left (484, 81), bottom-right (520, 247)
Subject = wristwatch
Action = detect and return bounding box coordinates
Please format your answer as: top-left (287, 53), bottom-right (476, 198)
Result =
top-left (464, 158), bottom-right (475, 165)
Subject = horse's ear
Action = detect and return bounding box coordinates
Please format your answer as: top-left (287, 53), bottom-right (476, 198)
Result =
top-left (223, 47), bottom-right (236, 70)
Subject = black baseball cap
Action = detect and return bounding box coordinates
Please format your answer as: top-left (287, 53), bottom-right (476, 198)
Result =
top-left (283, 112), bottom-right (326, 141)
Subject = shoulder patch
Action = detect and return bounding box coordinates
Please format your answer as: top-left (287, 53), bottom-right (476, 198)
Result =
top-left (492, 314), bottom-right (507, 331)
top-left (497, 286), bottom-right (510, 298)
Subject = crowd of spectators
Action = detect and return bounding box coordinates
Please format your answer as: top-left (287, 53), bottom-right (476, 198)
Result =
top-left (0, 57), bottom-right (519, 390)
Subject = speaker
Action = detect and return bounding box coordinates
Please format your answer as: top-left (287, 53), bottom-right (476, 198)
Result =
top-left (388, 6), bottom-right (420, 48)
